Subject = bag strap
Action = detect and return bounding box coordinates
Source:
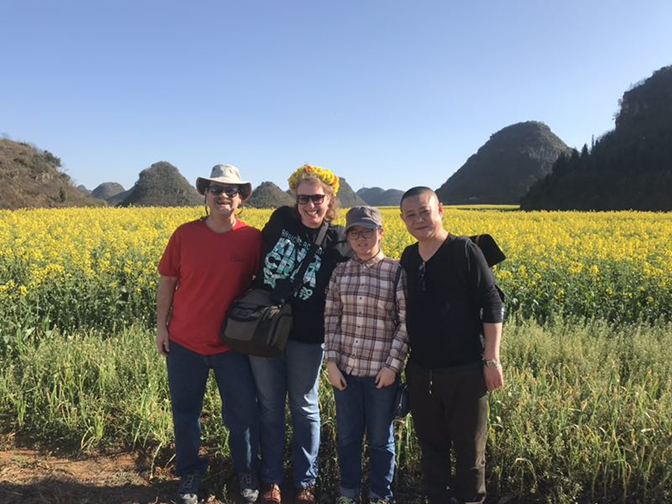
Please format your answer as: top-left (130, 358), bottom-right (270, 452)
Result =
top-left (452, 236), bottom-right (471, 290)
top-left (392, 263), bottom-right (403, 324)
top-left (287, 221), bottom-right (329, 296)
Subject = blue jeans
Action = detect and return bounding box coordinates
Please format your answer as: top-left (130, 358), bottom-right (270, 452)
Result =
top-left (333, 373), bottom-right (398, 501)
top-left (249, 339), bottom-right (324, 488)
top-left (166, 341), bottom-right (260, 477)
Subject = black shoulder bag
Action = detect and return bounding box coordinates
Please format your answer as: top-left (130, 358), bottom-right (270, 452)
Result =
top-left (220, 222), bottom-right (329, 358)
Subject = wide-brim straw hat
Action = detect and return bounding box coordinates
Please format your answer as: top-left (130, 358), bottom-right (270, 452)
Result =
top-left (196, 164), bottom-right (253, 201)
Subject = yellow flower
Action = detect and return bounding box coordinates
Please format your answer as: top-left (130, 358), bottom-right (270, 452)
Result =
top-left (1, 206), bottom-right (671, 325)
top-left (288, 164), bottom-right (340, 195)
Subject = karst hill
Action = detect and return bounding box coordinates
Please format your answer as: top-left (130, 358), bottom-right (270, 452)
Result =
top-left (436, 121), bottom-right (571, 205)
top-left (0, 139), bottom-right (100, 209)
top-left (336, 178), bottom-right (366, 207)
top-left (357, 187), bottom-right (405, 206)
top-left (247, 181), bottom-right (295, 208)
top-left (91, 182), bottom-right (126, 203)
top-left (118, 162), bottom-right (202, 207)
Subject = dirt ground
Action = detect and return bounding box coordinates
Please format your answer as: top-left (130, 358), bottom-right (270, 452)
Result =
top-left (0, 440), bottom-right (508, 504)
top-left (0, 445), bottom-right (367, 504)
top-left (0, 445), bottom-right (245, 504)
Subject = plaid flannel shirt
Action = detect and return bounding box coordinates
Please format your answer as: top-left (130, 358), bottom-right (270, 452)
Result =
top-left (324, 251), bottom-right (409, 376)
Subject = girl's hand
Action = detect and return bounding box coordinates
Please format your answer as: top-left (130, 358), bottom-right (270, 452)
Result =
top-left (375, 367), bottom-right (397, 388)
top-left (327, 362), bottom-right (347, 390)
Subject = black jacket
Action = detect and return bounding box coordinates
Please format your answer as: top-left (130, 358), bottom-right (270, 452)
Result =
top-left (400, 234), bottom-right (504, 368)
top-left (253, 206), bottom-right (352, 344)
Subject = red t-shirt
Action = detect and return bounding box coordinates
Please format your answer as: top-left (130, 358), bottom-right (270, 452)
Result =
top-left (158, 218), bottom-right (262, 355)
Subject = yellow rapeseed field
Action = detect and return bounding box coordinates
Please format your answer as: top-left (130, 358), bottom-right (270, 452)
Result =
top-left (1, 206), bottom-right (671, 332)
top-left (1, 206), bottom-right (672, 504)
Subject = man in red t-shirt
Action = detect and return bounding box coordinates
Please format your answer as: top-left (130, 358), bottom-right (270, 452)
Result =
top-left (156, 164), bottom-right (262, 504)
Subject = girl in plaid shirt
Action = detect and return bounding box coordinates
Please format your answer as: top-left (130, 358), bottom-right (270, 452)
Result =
top-left (325, 206), bottom-right (409, 504)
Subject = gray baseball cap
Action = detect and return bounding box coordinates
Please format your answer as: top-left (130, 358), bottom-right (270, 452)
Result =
top-left (196, 164), bottom-right (253, 200)
top-left (345, 206), bottom-right (383, 232)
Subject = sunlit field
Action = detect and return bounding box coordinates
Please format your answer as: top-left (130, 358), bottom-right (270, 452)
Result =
top-left (1, 206), bottom-right (670, 333)
top-left (1, 206), bottom-right (671, 503)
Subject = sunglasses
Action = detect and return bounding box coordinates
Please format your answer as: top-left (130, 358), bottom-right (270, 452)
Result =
top-left (417, 261), bottom-right (427, 291)
top-left (347, 228), bottom-right (376, 240)
top-left (296, 194), bottom-right (326, 205)
top-left (208, 185), bottom-right (240, 197)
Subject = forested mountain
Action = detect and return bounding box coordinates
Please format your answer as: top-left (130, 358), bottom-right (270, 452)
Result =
top-left (336, 178), bottom-right (367, 207)
top-left (436, 121), bottom-right (570, 204)
top-left (119, 162), bottom-right (202, 207)
top-left (521, 65), bottom-right (672, 210)
top-left (108, 188), bottom-right (134, 206)
top-left (357, 187), bottom-right (404, 206)
top-left (247, 181), bottom-right (295, 208)
top-left (91, 182), bottom-right (125, 202)
top-left (0, 139), bottom-right (100, 209)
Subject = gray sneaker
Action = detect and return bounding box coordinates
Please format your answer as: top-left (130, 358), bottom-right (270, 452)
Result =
top-left (177, 473), bottom-right (200, 504)
top-left (336, 496), bottom-right (359, 504)
top-left (239, 472), bottom-right (260, 503)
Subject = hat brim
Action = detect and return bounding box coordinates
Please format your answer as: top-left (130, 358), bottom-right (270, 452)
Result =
top-left (345, 220), bottom-right (381, 232)
top-left (196, 177), bottom-right (253, 201)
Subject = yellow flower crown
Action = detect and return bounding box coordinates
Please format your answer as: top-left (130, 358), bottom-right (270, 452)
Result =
top-left (288, 164), bottom-right (340, 195)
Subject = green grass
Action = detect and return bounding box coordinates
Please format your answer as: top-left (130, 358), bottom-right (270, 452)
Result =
top-left (1, 318), bottom-right (671, 503)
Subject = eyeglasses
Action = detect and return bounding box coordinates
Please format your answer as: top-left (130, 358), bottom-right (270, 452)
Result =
top-left (208, 185), bottom-right (240, 197)
top-left (296, 194), bottom-right (326, 205)
top-left (417, 262), bottom-right (427, 291)
top-left (347, 228), bottom-right (376, 240)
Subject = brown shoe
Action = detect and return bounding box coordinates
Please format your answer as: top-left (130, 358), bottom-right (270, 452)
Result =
top-left (261, 483), bottom-right (282, 504)
top-left (295, 486), bottom-right (316, 504)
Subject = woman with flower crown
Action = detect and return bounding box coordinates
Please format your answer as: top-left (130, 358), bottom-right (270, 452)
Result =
top-left (249, 165), bottom-right (352, 504)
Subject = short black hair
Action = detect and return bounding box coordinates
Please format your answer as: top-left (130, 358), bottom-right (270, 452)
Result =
top-left (400, 186), bottom-right (438, 208)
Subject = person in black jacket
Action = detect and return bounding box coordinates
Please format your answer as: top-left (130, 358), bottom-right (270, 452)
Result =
top-left (249, 165), bottom-right (351, 504)
top-left (399, 187), bottom-right (504, 504)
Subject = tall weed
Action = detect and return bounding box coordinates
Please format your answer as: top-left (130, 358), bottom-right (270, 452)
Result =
top-left (1, 319), bottom-right (670, 502)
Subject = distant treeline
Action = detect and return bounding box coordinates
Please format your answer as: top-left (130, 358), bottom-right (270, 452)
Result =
top-left (522, 65), bottom-right (672, 211)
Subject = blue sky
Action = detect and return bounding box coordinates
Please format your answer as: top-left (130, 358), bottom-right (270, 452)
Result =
top-left (2, 0), bottom-right (671, 193)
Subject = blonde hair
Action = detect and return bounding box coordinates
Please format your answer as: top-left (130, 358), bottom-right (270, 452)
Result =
top-left (291, 175), bottom-right (340, 223)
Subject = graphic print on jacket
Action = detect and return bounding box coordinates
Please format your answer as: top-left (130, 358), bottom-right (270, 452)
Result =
top-left (263, 229), bottom-right (322, 301)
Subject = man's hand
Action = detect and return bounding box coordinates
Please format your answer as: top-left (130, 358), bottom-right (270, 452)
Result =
top-left (156, 325), bottom-right (170, 356)
top-left (375, 367), bottom-right (397, 388)
top-left (156, 275), bottom-right (177, 356)
top-left (327, 362), bottom-right (347, 390)
top-left (484, 364), bottom-right (504, 391)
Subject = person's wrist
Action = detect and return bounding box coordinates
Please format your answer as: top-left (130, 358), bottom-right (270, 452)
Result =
top-left (483, 358), bottom-right (502, 369)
